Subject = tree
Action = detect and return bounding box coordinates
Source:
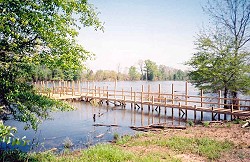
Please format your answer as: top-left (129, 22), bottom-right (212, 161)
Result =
top-left (174, 70), bottom-right (186, 80)
top-left (158, 65), bottom-right (168, 80)
top-left (204, 0), bottom-right (250, 98)
top-left (128, 66), bottom-right (140, 80)
top-left (138, 59), bottom-right (145, 80)
top-left (144, 59), bottom-right (159, 81)
top-left (187, 0), bottom-right (250, 103)
top-left (51, 68), bottom-right (64, 81)
top-left (187, 30), bottom-right (250, 106)
top-left (0, 0), bottom-right (102, 138)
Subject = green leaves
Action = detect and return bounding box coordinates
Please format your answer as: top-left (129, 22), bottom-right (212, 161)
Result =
top-left (0, 0), bottom-right (102, 142)
top-left (0, 120), bottom-right (29, 146)
top-left (144, 59), bottom-right (159, 81)
top-left (128, 66), bottom-right (140, 80)
top-left (187, 31), bottom-right (250, 96)
top-left (1, 0), bottom-right (103, 72)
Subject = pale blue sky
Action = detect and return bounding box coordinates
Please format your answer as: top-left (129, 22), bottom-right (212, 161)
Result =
top-left (78, 0), bottom-right (210, 72)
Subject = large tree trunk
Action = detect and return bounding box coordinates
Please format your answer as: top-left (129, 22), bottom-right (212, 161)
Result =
top-left (232, 91), bottom-right (239, 110)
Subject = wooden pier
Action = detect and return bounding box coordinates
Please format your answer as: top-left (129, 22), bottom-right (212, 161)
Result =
top-left (34, 81), bottom-right (250, 121)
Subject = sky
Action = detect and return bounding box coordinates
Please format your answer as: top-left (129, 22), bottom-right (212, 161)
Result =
top-left (78, 0), bottom-right (210, 72)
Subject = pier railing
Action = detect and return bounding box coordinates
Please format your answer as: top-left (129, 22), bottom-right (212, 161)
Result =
top-left (34, 81), bottom-right (250, 120)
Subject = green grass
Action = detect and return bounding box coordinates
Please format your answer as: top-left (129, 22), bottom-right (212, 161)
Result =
top-left (232, 119), bottom-right (245, 125)
top-left (203, 121), bottom-right (210, 127)
top-left (113, 132), bottom-right (119, 140)
top-left (162, 136), bottom-right (233, 159)
top-left (1, 132), bottom-right (234, 161)
top-left (187, 120), bottom-right (194, 127)
top-left (115, 134), bottom-right (233, 160)
top-left (0, 144), bottom-right (180, 162)
top-left (81, 144), bottom-right (135, 161)
top-left (1, 145), bottom-right (135, 162)
top-left (115, 134), bottom-right (133, 145)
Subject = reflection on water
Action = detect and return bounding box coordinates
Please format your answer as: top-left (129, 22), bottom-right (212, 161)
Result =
top-left (2, 101), bottom-right (187, 152)
top-left (2, 100), bottom-right (190, 152)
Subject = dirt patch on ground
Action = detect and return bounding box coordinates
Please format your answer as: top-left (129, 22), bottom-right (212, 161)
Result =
top-left (166, 124), bottom-right (250, 146)
top-left (121, 145), bottom-right (206, 162)
top-left (117, 122), bottom-right (250, 162)
top-left (165, 124), bottom-right (250, 161)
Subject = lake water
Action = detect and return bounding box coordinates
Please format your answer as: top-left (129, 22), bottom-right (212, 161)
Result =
top-left (1, 81), bottom-right (248, 152)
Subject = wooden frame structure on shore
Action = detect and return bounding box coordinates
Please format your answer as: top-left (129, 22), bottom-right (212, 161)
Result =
top-left (34, 81), bottom-right (250, 122)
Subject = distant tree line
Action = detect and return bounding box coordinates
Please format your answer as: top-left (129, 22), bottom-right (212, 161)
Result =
top-left (32, 60), bottom-right (187, 81)
top-left (32, 59), bottom-right (188, 82)
top-left (82, 59), bottom-right (188, 81)
top-left (31, 65), bottom-right (82, 81)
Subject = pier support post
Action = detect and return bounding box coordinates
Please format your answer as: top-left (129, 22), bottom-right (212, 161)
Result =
top-left (141, 85), bottom-right (144, 110)
top-left (134, 92), bottom-right (136, 109)
top-left (178, 102), bottom-right (181, 124)
top-left (211, 107), bottom-right (214, 121)
top-left (130, 87), bottom-right (133, 108)
top-left (171, 84), bottom-right (174, 120)
top-left (194, 105), bottom-right (197, 123)
top-left (218, 90), bottom-right (221, 121)
top-left (185, 81), bottom-right (188, 121)
top-left (151, 96), bottom-right (154, 112)
top-left (106, 92), bottom-right (109, 106)
top-left (231, 104), bottom-right (234, 120)
top-left (200, 89), bottom-right (203, 121)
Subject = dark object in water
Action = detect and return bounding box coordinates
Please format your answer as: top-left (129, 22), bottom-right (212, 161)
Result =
top-left (93, 114), bottom-right (96, 122)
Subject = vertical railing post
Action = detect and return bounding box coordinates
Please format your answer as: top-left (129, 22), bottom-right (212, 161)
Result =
top-left (194, 105), bottom-right (197, 123)
top-left (107, 91), bottom-right (109, 105)
top-left (78, 81), bottom-right (80, 95)
top-left (114, 79), bottom-right (117, 100)
top-left (94, 85), bottom-right (97, 97)
top-left (63, 81), bottom-right (65, 96)
top-left (72, 81), bottom-right (75, 96)
top-left (52, 81), bottom-right (55, 96)
top-left (171, 83), bottom-right (174, 118)
top-left (66, 81), bottom-right (69, 95)
top-left (87, 81), bottom-right (89, 94)
top-left (148, 84), bottom-right (151, 101)
top-left (200, 89), bottom-right (203, 121)
top-left (141, 85), bottom-right (144, 109)
top-left (185, 81), bottom-right (188, 121)
top-left (141, 92), bottom-right (143, 110)
top-left (131, 87), bottom-right (133, 108)
top-left (122, 88), bottom-right (124, 101)
top-left (158, 84), bottom-right (161, 102)
top-left (231, 104), bottom-right (234, 120)
top-left (134, 92), bottom-right (136, 109)
top-left (211, 107), bottom-right (214, 121)
top-left (43, 81), bottom-right (45, 94)
top-left (98, 87), bottom-right (101, 99)
top-left (218, 90), bottom-right (221, 120)
top-left (102, 86), bottom-right (105, 97)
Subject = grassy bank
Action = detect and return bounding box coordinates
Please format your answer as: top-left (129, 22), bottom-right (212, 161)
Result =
top-left (1, 123), bottom-right (249, 162)
top-left (0, 134), bottom-right (233, 162)
top-left (0, 144), bottom-right (179, 162)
